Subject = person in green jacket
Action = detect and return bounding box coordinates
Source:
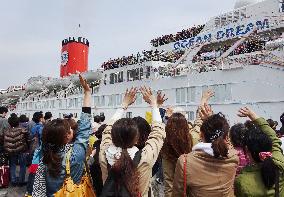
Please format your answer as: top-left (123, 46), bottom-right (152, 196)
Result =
top-left (235, 107), bottom-right (284, 196)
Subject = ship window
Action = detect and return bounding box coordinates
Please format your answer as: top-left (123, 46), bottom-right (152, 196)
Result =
top-left (180, 88), bottom-right (186, 103)
top-left (140, 68), bottom-right (143, 79)
top-left (94, 96), bottom-right (99, 106)
top-left (100, 96), bottom-right (105, 106)
top-left (127, 70), bottom-right (132, 81)
top-left (110, 74), bottom-right (114, 84)
top-left (68, 99), bottom-right (73, 108)
top-left (116, 94), bottom-right (122, 106)
top-left (126, 112), bottom-right (132, 118)
top-left (224, 84), bottom-right (232, 101)
top-left (176, 89), bottom-right (181, 103)
top-left (133, 68), bottom-right (140, 80)
top-left (118, 71), bottom-right (123, 83)
top-left (176, 88), bottom-right (186, 103)
top-left (146, 66), bottom-right (151, 79)
top-left (187, 87), bottom-right (196, 102)
top-left (108, 95), bottom-right (114, 106)
top-left (203, 84), bottom-right (232, 102)
top-left (187, 111), bottom-right (195, 121)
top-left (136, 93), bottom-right (142, 105)
top-left (78, 98), bottom-right (82, 107)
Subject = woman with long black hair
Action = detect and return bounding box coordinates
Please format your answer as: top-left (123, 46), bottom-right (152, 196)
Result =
top-left (100, 87), bottom-right (167, 197)
top-left (32, 75), bottom-right (94, 197)
top-left (235, 107), bottom-right (284, 196)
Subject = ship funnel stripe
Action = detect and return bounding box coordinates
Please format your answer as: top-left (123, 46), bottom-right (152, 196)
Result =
top-left (62, 37), bottom-right (89, 46)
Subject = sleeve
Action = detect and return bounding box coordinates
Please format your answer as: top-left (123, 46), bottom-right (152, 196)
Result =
top-left (234, 177), bottom-right (245, 197)
top-left (99, 108), bottom-right (125, 183)
top-left (70, 111), bottom-right (92, 183)
top-left (171, 156), bottom-right (185, 197)
top-left (31, 125), bottom-right (36, 137)
top-left (190, 117), bottom-right (203, 146)
top-left (254, 118), bottom-right (284, 171)
top-left (140, 107), bottom-right (165, 167)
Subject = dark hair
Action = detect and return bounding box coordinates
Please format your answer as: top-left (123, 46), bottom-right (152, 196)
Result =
top-left (244, 125), bottom-right (277, 188)
top-left (100, 114), bottom-right (105, 122)
top-left (10, 113), bottom-right (17, 118)
top-left (280, 113), bottom-right (284, 124)
top-left (33, 112), bottom-right (43, 123)
top-left (162, 113), bottom-right (193, 161)
top-left (0, 106), bottom-right (8, 114)
top-left (8, 115), bottom-right (19, 127)
top-left (19, 114), bottom-right (29, 123)
top-left (94, 115), bottom-right (101, 123)
top-left (266, 119), bottom-right (278, 130)
top-left (95, 124), bottom-right (107, 139)
top-left (63, 113), bottom-right (73, 119)
top-left (200, 113), bottom-right (229, 158)
top-left (132, 116), bottom-right (151, 150)
top-left (66, 119), bottom-right (78, 139)
top-left (111, 118), bottom-right (140, 196)
top-left (230, 123), bottom-right (247, 148)
top-left (44, 112), bottom-right (52, 120)
top-left (42, 119), bottom-right (70, 177)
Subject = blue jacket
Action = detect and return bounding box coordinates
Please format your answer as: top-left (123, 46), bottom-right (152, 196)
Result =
top-left (45, 111), bottom-right (91, 196)
top-left (31, 123), bottom-right (43, 141)
top-left (30, 123), bottom-right (44, 165)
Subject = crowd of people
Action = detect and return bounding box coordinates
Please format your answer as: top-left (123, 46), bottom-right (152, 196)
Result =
top-left (0, 75), bottom-right (284, 197)
top-left (101, 50), bottom-right (185, 71)
top-left (151, 24), bottom-right (205, 47)
top-left (193, 39), bottom-right (266, 63)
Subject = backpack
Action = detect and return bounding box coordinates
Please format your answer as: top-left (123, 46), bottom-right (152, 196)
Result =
top-left (100, 150), bottom-right (142, 197)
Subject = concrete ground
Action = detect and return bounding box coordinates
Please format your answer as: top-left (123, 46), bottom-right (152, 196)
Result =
top-left (0, 165), bottom-right (27, 197)
top-left (0, 185), bottom-right (26, 197)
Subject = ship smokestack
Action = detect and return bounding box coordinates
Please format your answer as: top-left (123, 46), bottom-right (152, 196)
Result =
top-left (60, 37), bottom-right (89, 78)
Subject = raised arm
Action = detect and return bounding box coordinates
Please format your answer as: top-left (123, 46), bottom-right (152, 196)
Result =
top-left (238, 107), bottom-right (284, 170)
top-left (139, 87), bottom-right (166, 166)
top-left (191, 89), bottom-right (214, 145)
top-left (71, 75), bottom-right (92, 164)
top-left (100, 88), bottom-right (137, 182)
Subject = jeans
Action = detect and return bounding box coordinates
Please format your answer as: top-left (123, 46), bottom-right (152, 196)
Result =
top-left (9, 153), bottom-right (27, 183)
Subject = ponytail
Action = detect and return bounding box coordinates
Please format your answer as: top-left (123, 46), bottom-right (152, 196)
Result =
top-left (261, 157), bottom-right (278, 188)
top-left (211, 136), bottom-right (229, 158)
top-left (200, 113), bottom-right (230, 158)
top-left (111, 149), bottom-right (140, 196)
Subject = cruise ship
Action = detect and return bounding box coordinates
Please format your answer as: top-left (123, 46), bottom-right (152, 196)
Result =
top-left (1, 0), bottom-right (284, 125)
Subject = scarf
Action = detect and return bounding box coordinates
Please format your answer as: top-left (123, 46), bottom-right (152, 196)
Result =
top-left (105, 144), bottom-right (139, 166)
top-left (192, 142), bottom-right (214, 157)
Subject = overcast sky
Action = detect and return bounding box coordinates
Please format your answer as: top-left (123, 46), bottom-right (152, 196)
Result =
top-left (0, 0), bottom-right (236, 89)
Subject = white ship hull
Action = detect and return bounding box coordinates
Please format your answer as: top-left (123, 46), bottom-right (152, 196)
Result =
top-left (15, 62), bottom-right (284, 126)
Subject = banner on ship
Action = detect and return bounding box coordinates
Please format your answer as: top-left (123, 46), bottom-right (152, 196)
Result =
top-left (173, 19), bottom-right (270, 51)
